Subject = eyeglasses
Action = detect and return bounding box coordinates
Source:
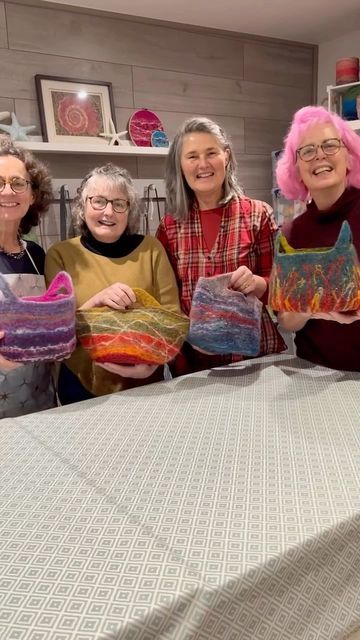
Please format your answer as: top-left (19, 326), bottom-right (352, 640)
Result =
top-left (296, 138), bottom-right (344, 162)
top-left (87, 196), bottom-right (129, 214)
top-left (0, 177), bottom-right (31, 193)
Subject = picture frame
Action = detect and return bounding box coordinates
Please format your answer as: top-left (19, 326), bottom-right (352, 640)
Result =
top-left (35, 75), bottom-right (117, 144)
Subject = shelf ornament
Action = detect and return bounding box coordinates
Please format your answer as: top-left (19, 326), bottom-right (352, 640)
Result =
top-left (0, 112), bottom-right (36, 141)
top-left (99, 118), bottom-right (130, 146)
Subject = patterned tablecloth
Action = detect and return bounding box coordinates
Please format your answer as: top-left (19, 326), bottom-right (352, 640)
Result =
top-left (1, 354), bottom-right (360, 640)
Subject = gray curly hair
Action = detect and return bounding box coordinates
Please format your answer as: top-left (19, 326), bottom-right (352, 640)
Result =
top-left (72, 163), bottom-right (142, 236)
top-left (165, 116), bottom-right (244, 220)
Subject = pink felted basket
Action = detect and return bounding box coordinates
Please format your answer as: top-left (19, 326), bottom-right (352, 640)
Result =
top-left (0, 271), bottom-right (76, 362)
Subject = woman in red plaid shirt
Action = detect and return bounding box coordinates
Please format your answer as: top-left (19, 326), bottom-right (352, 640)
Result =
top-left (156, 116), bottom-right (286, 375)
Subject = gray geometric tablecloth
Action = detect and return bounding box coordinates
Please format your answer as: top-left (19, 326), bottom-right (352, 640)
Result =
top-left (1, 354), bottom-right (360, 640)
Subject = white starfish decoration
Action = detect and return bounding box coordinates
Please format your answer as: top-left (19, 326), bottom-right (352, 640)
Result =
top-left (0, 111), bottom-right (10, 122)
top-left (99, 118), bottom-right (129, 146)
top-left (0, 112), bottom-right (36, 141)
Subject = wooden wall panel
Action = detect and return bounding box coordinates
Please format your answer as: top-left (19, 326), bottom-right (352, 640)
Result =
top-left (244, 41), bottom-right (314, 88)
top-left (236, 154), bottom-right (272, 192)
top-left (133, 67), bottom-right (311, 121)
top-left (0, 3), bottom-right (7, 48)
top-left (244, 118), bottom-right (290, 154)
top-left (0, 49), bottom-right (133, 108)
top-left (38, 153), bottom-right (137, 180)
top-left (0, 0), bottom-right (316, 243)
top-left (0, 95), bottom-right (14, 114)
top-left (6, 3), bottom-right (244, 78)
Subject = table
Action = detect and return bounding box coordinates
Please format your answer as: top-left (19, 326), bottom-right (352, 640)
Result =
top-left (1, 354), bottom-right (360, 639)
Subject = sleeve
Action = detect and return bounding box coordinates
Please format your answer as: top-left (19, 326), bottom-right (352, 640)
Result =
top-left (152, 238), bottom-right (182, 314)
top-left (155, 216), bottom-right (180, 280)
top-left (255, 203), bottom-right (278, 304)
top-left (44, 244), bottom-right (67, 287)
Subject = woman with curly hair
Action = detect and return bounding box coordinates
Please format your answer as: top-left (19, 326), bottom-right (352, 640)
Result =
top-left (276, 105), bottom-right (360, 371)
top-left (0, 134), bottom-right (56, 417)
top-left (45, 163), bottom-right (181, 405)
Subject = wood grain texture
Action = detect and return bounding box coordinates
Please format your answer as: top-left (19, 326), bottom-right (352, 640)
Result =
top-left (0, 1), bottom-right (315, 197)
top-left (40, 154), bottom-right (137, 180)
top-left (244, 118), bottom-right (290, 154)
top-left (133, 67), bottom-right (312, 121)
top-left (236, 154), bottom-right (272, 191)
top-left (6, 3), bottom-right (244, 78)
top-left (0, 95), bottom-right (14, 114)
top-left (0, 4), bottom-right (7, 48)
top-left (13, 98), bottom-right (40, 133)
top-left (0, 49), bottom-right (133, 109)
top-left (244, 41), bottom-right (315, 90)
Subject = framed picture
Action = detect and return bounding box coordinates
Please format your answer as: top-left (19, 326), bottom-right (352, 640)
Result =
top-left (35, 75), bottom-right (116, 144)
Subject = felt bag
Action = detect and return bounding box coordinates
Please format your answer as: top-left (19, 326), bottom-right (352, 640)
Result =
top-left (269, 220), bottom-right (360, 313)
top-left (187, 274), bottom-right (263, 356)
top-left (76, 288), bottom-right (189, 366)
top-left (0, 271), bottom-right (76, 362)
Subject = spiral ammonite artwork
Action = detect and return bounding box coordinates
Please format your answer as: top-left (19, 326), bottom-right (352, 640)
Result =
top-left (52, 91), bottom-right (103, 137)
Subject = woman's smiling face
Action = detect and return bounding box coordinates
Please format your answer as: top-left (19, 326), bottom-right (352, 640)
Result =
top-left (296, 122), bottom-right (349, 206)
top-left (0, 155), bottom-right (34, 229)
top-left (83, 177), bottom-right (129, 243)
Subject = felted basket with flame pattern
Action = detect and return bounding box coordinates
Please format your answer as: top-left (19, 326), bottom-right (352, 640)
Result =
top-left (76, 288), bottom-right (189, 365)
top-left (269, 220), bottom-right (360, 313)
top-left (0, 271), bottom-right (76, 362)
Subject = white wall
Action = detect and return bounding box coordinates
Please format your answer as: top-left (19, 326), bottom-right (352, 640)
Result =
top-left (318, 30), bottom-right (360, 104)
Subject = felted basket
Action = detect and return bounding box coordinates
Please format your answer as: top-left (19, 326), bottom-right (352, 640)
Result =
top-left (0, 271), bottom-right (76, 362)
top-left (187, 274), bottom-right (263, 356)
top-left (76, 288), bottom-right (189, 365)
top-left (269, 220), bottom-right (360, 313)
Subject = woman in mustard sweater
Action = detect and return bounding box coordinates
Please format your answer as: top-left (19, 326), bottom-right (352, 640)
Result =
top-left (45, 163), bottom-right (181, 404)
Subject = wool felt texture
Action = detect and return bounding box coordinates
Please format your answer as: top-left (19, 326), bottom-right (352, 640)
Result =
top-left (0, 271), bottom-right (76, 362)
top-left (187, 274), bottom-right (263, 356)
top-left (269, 220), bottom-right (360, 313)
top-left (76, 288), bottom-right (189, 366)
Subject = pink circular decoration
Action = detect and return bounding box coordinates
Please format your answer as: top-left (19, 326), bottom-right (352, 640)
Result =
top-left (128, 109), bottom-right (164, 147)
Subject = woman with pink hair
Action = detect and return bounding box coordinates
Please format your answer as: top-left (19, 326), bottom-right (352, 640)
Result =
top-left (276, 105), bottom-right (360, 371)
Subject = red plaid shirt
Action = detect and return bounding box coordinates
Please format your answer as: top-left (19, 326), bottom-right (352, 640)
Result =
top-left (156, 196), bottom-right (286, 360)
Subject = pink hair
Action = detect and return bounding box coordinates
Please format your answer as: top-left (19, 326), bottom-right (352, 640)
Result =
top-left (276, 105), bottom-right (360, 201)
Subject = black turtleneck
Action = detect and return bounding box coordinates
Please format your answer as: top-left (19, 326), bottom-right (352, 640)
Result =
top-left (80, 231), bottom-right (145, 258)
top-left (287, 187), bottom-right (360, 255)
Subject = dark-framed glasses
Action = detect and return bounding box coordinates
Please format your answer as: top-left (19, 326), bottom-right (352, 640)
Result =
top-left (87, 196), bottom-right (129, 214)
top-left (296, 138), bottom-right (344, 162)
top-left (0, 177), bottom-right (31, 193)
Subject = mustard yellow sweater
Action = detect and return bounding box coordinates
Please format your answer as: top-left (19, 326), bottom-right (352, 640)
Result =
top-left (45, 235), bottom-right (181, 396)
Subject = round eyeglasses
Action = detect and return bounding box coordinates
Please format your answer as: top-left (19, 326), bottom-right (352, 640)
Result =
top-left (296, 138), bottom-right (344, 162)
top-left (0, 177), bottom-right (31, 194)
top-left (87, 196), bottom-right (129, 214)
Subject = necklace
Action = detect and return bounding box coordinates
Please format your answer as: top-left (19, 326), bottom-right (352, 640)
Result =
top-left (0, 235), bottom-right (26, 260)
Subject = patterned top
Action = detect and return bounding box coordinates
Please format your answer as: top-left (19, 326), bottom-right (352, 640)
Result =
top-left (156, 196), bottom-right (286, 359)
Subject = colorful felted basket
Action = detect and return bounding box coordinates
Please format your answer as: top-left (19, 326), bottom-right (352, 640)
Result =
top-left (269, 220), bottom-right (360, 313)
top-left (0, 271), bottom-right (76, 362)
top-left (76, 289), bottom-right (189, 366)
top-left (187, 274), bottom-right (263, 356)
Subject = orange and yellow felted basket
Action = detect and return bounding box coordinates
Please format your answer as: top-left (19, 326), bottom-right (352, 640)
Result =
top-left (76, 288), bottom-right (189, 366)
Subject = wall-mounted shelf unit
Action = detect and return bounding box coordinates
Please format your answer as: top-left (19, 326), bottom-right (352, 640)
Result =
top-left (327, 81), bottom-right (360, 132)
top-left (18, 141), bottom-right (169, 156)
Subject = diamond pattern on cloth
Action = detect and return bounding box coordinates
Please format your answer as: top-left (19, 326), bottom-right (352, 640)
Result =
top-left (1, 355), bottom-right (360, 638)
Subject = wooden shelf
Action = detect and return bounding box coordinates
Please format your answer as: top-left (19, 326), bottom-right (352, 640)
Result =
top-left (18, 141), bottom-right (168, 156)
top-left (327, 81), bottom-right (360, 94)
top-left (327, 81), bottom-right (360, 132)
